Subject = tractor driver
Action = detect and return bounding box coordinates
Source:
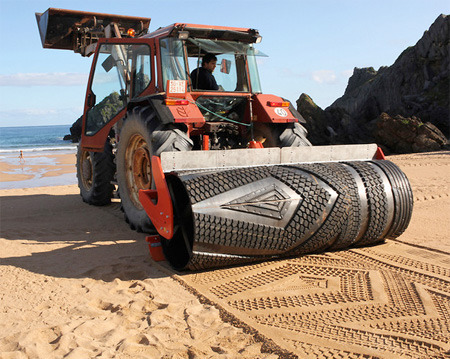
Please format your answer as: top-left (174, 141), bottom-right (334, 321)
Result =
top-left (190, 53), bottom-right (219, 91)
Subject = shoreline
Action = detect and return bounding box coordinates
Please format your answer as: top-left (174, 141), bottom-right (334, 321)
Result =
top-left (0, 149), bottom-right (77, 189)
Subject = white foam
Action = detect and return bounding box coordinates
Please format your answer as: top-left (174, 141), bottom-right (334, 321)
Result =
top-left (0, 146), bottom-right (77, 154)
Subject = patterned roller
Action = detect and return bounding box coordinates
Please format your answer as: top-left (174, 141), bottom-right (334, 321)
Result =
top-left (161, 160), bottom-right (413, 270)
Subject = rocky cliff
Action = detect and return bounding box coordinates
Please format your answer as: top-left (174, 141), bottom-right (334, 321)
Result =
top-left (297, 14), bottom-right (449, 153)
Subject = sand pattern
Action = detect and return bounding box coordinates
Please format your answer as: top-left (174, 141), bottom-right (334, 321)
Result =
top-left (175, 242), bottom-right (450, 358)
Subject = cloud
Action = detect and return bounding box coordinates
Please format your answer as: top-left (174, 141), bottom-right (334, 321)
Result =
top-left (0, 106), bottom-right (83, 127)
top-left (279, 68), bottom-right (308, 78)
top-left (311, 70), bottom-right (337, 84)
top-left (0, 73), bottom-right (89, 87)
top-left (19, 109), bottom-right (58, 116)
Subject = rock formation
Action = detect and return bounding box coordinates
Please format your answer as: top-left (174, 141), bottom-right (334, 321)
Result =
top-left (375, 113), bottom-right (447, 153)
top-left (63, 116), bottom-right (82, 142)
top-left (298, 14), bottom-right (449, 153)
top-left (296, 94), bottom-right (329, 145)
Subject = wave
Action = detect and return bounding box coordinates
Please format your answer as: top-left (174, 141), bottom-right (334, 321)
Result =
top-left (0, 146), bottom-right (77, 154)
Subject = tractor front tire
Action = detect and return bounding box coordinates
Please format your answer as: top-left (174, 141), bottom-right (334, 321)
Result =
top-left (76, 142), bottom-right (115, 206)
top-left (116, 106), bottom-right (193, 233)
top-left (253, 122), bottom-right (312, 148)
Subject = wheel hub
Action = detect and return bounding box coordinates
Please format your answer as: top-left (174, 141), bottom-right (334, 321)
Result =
top-left (133, 147), bottom-right (151, 190)
top-left (80, 152), bottom-right (93, 189)
top-left (82, 158), bottom-right (92, 181)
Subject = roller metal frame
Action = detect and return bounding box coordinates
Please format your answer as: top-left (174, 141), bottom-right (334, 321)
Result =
top-left (139, 145), bottom-right (413, 271)
top-left (140, 144), bottom-right (383, 241)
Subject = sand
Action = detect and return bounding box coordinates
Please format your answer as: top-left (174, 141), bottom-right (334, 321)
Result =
top-left (0, 150), bottom-right (449, 358)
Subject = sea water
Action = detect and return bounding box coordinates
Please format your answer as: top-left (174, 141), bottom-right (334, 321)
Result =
top-left (0, 125), bottom-right (77, 153)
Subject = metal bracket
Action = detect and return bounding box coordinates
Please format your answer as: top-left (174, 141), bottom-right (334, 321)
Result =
top-left (139, 156), bottom-right (174, 239)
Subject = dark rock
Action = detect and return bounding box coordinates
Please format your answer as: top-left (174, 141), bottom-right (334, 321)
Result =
top-left (297, 14), bottom-right (449, 150)
top-left (296, 94), bottom-right (328, 145)
top-left (418, 122), bottom-right (448, 146)
top-left (344, 67), bottom-right (378, 96)
top-left (375, 113), bottom-right (448, 153)
top-left (332, 14), bottom-right (449, 137)
top-left (63, 115), bottom-right (82, 143)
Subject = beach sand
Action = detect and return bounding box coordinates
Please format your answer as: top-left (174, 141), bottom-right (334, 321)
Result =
top-left (0, 150), bottom-right (449, 358)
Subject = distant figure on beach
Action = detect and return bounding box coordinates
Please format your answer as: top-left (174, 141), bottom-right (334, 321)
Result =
top-left (19, 150), bottom-right (25, 163)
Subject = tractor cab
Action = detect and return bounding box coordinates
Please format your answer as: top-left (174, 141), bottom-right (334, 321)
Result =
top-left (36, 9), bottom-right (301, 152)
top-left (81, 23), bottom-right (292, 152)
top-left (156, 27), bottom-right (265, 95)
top-left (81, 29), bottom-right (266, 139)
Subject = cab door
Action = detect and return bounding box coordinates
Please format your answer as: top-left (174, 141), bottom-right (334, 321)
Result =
top-left (81, 38), bottom-right (155, 151)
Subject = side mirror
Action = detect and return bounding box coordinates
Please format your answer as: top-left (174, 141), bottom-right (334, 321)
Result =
top-left (220, 59), bottom-right (231, 74)
top-left (102, 55), bottom-right (115, 72)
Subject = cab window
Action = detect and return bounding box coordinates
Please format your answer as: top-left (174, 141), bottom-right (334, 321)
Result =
top-left (186, 39), bottom-right (265, 93)
top-left (85, 43), bottom-right (151, 136)
top-left (159, 38), bottom-right (187, 91)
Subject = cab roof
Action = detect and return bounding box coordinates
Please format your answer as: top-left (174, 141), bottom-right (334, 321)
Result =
top-left (146, 23), bottom-right (261, 43)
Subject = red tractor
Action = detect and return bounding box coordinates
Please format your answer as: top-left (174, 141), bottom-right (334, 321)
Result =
top-left (37, 9), bottom-right (310, 228)
top-left (37, 9), bottom-right (413, 270)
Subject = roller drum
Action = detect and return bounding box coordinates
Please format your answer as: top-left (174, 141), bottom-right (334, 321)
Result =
top-left (161, 160), bottom-right (413, 270)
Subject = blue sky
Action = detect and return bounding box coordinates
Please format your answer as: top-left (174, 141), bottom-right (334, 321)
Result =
top-left (0, 0), bottom-right (448, 127)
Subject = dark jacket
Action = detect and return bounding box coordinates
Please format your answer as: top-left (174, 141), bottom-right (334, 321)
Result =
top-left (190, 67), bottom-right (219, 90)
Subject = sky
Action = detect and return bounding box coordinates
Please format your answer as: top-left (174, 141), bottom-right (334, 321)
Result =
top-left (0, 0), bottom-right (448, 127)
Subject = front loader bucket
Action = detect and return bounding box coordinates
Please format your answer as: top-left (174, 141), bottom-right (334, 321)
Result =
top-left (141, 145), bottom-right (413, 271)
top-left (36, 8), bottom-right (150, 55)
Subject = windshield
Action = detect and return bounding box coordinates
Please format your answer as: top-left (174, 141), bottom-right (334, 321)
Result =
top-left (160, 38), bottom-right (188, 90)
top-left (186, 38), bottom-right (265, 93)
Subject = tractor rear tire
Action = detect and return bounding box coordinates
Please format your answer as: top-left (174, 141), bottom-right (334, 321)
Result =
top-left (76, 142), bottom-right (115, 206)
top-left (116, 106), bottom-right (193, 233)
top-left (279, 122), bottom-right (311, 147)
top-left (253, 122), bottom-right (311, 147)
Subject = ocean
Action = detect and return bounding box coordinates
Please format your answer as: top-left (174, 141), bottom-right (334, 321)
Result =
top-left (0, 124), bottom-right (77, 153)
